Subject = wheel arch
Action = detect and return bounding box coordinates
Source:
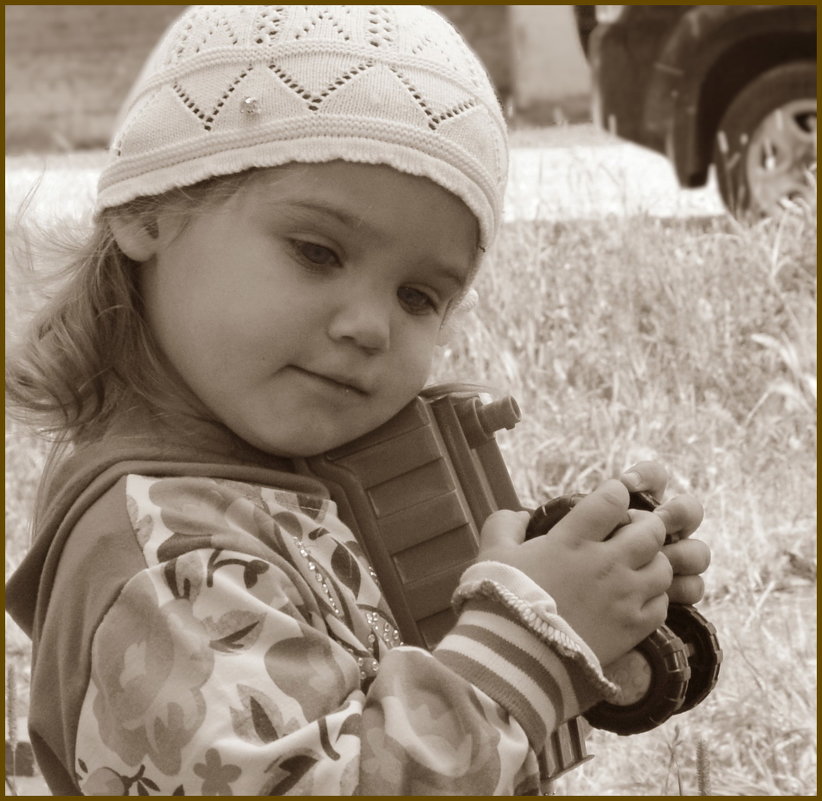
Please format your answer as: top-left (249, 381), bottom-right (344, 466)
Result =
top-left (692, 34), bottom-right (816, 185)
top-left (646, 6), bottom-right (816, 187)
top-left (711, 59), bottom-right (817, 216)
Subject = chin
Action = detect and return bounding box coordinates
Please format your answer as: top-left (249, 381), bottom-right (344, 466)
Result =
top-left (245, 427), bottom-right (351, 460)
top-left (240, 403), bottom-right (416, 459)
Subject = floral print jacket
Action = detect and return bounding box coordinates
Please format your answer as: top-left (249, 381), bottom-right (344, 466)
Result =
top-left (7, 413), bottom-right (616, 796)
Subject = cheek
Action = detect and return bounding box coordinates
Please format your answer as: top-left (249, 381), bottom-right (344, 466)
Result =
top-left (391, 326), bottom-right (439, 392)
top-left (139, 263), bottom-right (185, 359)
top-left (141, 272), bottom-right (248, 400)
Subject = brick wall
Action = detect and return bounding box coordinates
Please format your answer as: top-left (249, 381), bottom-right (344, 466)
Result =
top-left (4, 5), bottom-right (512, 154)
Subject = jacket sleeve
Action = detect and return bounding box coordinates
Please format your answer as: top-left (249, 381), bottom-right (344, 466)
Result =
top-left (73, 474), bottom-right (615, 796)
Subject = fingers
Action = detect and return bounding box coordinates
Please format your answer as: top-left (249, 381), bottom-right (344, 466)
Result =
top-left (632, 553), bottom-right (673, 632)
top-left (656, 494), bottom-right (704, 541)
top-left (667, 574), bottom-right (706, 605)
top-left (479, 509), bottom-right (530, 551)
top-left (644, 550), bottom-right (674, 595)
top-left (639, 590), bottom-right (670, 630)
top-left (556, 479), bottom-right (630, 542)
top-left (607, 553), bottom-right (671, 647)
top-left (664, 536), bottom-right (711, 573)
top-left (606, 508), bottom-right (667, 567)
top-left (620, 461), bottom-right (669, 501)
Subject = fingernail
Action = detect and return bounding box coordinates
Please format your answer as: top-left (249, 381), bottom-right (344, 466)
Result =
top-left (622, 471), bottom-right (641, 489)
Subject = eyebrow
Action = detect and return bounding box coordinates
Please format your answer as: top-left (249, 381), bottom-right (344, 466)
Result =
top-left (288, 200), bottom-right (369, 232)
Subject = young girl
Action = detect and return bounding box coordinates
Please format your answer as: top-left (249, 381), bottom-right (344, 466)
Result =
top-left (6, 6), bottom-right (710, 795)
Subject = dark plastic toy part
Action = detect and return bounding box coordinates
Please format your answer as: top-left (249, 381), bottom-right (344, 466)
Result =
top-left (628, 489), bottom-right (658, 512)
top-left (298, 396), bottom-right (478, 651)
top-left (295, 391), bottom-right (588, 781)
top-left (583, 624), bottom-right (691, 735)
top-left (666, 604), bottom-right (723, 713)
top-left (526, 494), bottom-right (585, 539)
top-left (526, 490), bottom-right (658, 540)
top-left (528, 489), bottom-right (722, 735)
top-left (295, 391), bottom-right (720, 769)
top-left (296, 392), bottom-right (528, 651)
top-left (627, 492), bottom-right (723, 714)
top-left (544, 717), bottom-right (594, 780)
top-left (458, 394), bottom-right (521, 446)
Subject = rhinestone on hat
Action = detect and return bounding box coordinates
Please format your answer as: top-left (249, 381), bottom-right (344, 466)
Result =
top-left (240, 96), bottom-right (261, 116)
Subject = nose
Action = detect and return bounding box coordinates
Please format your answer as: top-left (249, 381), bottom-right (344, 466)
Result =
top-left (327, 287), bottom-right (391, 353)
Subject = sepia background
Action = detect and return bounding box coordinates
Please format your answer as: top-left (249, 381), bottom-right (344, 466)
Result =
top-left (5, 4), bottom-right (591, 153)
top-left (6, 5), bottom-right (816, 796)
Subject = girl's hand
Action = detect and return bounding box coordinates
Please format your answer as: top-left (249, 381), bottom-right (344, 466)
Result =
top-left (620, 462), bottom-right (711, 605)
top-left (478, 480), bottom-right (672, 667)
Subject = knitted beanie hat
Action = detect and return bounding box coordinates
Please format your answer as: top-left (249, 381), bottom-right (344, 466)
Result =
top-left (97, 5), bottom-right (509, 251)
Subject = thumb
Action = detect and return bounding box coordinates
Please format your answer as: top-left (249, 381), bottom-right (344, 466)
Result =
top-left (556, 479), bottom-right (630, 542)
top-left (479, 509), bottom-right (531, 551)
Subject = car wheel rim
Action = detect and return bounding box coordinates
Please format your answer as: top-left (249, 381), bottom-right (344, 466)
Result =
top-left (745, 98), bottom-right (817, 213)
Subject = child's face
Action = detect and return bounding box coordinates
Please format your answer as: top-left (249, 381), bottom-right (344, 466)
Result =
top-left (137, 162), bottom-right (479, 457)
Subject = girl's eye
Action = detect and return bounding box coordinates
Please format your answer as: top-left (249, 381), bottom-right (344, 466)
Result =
top-left (293, 240), bottom-right (340, 268)
top-left (398, 286), bottom-right (438, 315)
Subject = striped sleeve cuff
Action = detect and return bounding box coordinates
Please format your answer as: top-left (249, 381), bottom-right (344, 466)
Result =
top-left (434, 562), bottom-right (619, 750)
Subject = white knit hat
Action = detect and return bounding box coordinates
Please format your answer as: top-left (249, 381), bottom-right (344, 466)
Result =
top-left (97, 5), bottom-right (509, 251)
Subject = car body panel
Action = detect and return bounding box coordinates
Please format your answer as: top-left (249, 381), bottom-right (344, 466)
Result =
top-left (590, 5), bottom-right (817, 188)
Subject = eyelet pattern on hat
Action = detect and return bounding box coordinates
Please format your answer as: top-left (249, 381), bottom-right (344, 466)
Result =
top-left (97, 5), bottom-right (509, 251)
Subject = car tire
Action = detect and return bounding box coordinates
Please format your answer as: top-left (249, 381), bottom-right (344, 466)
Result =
top-left (713, 60), bottom-right (817, 217)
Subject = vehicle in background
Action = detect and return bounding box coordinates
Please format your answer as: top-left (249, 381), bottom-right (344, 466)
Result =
top-left (573, 5), bottom-right (598, 59)
top-left (581, 5), bottom-right (817, 217)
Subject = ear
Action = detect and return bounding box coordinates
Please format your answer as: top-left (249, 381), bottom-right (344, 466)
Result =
top-left (109, 215), bottom-right (160, 263)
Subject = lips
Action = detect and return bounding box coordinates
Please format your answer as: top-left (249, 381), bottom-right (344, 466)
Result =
top-left (290, 366), bottom-right (369, 396)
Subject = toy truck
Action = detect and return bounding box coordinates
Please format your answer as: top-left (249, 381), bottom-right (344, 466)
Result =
top-left (296, 388), bottom-right (721, 779)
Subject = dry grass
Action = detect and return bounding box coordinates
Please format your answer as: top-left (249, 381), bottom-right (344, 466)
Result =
top-left (5, 164), bottom-right (817, 794)
top-left (431, 205), bottom-right (817, 795)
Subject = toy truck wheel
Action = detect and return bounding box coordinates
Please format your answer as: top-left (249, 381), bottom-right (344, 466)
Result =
top-left (666, 604), bottom-right (722, 714)
top-left (583, 624), bottom-right (690, 736)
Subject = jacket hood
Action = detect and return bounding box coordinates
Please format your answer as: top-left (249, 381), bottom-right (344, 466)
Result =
top-left (5, 401), bottom-right (328, 640)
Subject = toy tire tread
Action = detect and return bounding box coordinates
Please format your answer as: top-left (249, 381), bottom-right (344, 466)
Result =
top-left (666, 604), bottom-right (722, 714)
top-left (583, 624), bottom-right (690, 736)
